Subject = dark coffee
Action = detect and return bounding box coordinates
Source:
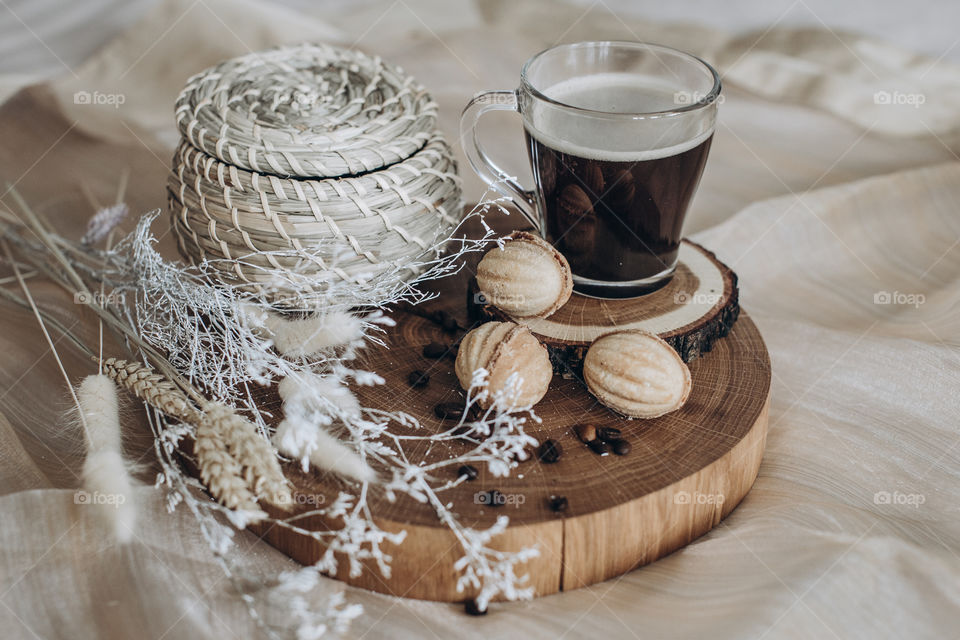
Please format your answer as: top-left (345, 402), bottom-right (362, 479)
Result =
top-left (526, 131), bottom-right (712, 297)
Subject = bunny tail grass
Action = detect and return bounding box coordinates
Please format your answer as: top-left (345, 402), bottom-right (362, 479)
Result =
top-left (274, 416), bottom-right (376, 484)
top-left (78, 374), bottom-right (136, 543)
top-left (275, 374), bottom-right (374, 483)
top-left (306, 427), bottom-right (377, 484)
top-left (266, 310), bottom-right (364, 358)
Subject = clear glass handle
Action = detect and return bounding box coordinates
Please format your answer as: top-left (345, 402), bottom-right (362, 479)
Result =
top-left (459, 90), bottom-right (539, 230)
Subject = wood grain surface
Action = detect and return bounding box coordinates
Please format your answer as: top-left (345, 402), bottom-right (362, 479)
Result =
top-left (252, 231), bottom-right (771, 603)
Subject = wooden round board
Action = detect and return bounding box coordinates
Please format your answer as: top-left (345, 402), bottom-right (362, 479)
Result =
top-left (252, 243), bottom-right (771, 603)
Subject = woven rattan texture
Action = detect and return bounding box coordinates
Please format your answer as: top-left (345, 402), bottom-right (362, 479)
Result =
top-left (168, 44), bottom-right (461, 307)
top-left (174, 43), bottom-right (439, 178)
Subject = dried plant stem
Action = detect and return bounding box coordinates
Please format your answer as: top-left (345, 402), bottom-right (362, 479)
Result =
top-left (0, 282), bottom-right (96, 359)
top-left (3, 192), bottom-right (205, 407)
top-left (101, 357), bottom-right (198, 423)
top-left (7, 188), bottom-right (90, 296)
top-left (1, 240), bottom-right (86, 432)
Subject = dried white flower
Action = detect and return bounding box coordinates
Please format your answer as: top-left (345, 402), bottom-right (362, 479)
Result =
top-left (453, 515), bottom-right (539, 610)
top-left (82, 203), bottom-right (129, 245)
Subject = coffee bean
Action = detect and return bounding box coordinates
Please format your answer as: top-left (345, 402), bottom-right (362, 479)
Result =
top-left (548, 495), bottom-right (568, 512)
top-left (487, 489), bottom-right (505, 508)
top-left (573, 423), bottom-right (597, 443)
top-left (464, 598), bottom-right (487, 616)
top-left (423, 341), bottom-right (448, 358)
top-left (597, 427), bottom-right (622, 442)
top-left (537, 439), bottom-right (563, 464)
top-left (458, 464), bottom-right (478, 481)
top-left (434, 402), bottom-right (465, 421)
top-left (587, 439), bottom-right (609, 456)
top-left (407, 369), bottom-right (430, 388)
top-left (611, 439), bottom-right (631, 456)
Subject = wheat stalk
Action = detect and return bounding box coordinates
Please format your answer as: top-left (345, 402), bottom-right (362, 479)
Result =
top-left (194, 419), bottom-right (265, 518)
top-left (101, 357), bottom-right (198, 423)
top-left (200, 401), bottom-right (292, 508)
top-left (101, 357), bottom-right (291, 513)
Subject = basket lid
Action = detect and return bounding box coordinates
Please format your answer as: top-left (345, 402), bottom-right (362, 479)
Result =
top-left (174, 44), bottom-right (438, 178)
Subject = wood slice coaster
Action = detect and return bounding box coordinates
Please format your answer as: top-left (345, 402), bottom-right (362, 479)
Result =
top-left (475, 239), bottom-right (739, 365)
top-left (252, 251), bottom-right (771, 602)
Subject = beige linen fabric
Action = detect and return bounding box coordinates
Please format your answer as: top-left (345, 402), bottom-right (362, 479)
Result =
top-left (1, 1), bottom-right (958, 638)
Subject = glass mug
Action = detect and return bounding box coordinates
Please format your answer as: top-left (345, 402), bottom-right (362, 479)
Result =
top-left (460, 41), bottom-right (720, 298)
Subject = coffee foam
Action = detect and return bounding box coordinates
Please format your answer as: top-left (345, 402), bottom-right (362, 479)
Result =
top-left (525, 73), bottom-right (714, 162)
top-left (545, 73), bottom-right (684, 113)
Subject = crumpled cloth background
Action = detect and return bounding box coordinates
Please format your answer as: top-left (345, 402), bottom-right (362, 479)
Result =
top-left (0, 1), bottom-right (958, 638)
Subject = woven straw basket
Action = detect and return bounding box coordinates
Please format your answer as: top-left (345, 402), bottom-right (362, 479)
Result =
top-left (168, 44), bottom-right (462, 308)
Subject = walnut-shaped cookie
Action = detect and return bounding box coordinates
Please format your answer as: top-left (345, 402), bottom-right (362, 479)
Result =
top-left (455, 321), bottom-right (552, 408)
top-left (476, 231), bottom-right (573, 318)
